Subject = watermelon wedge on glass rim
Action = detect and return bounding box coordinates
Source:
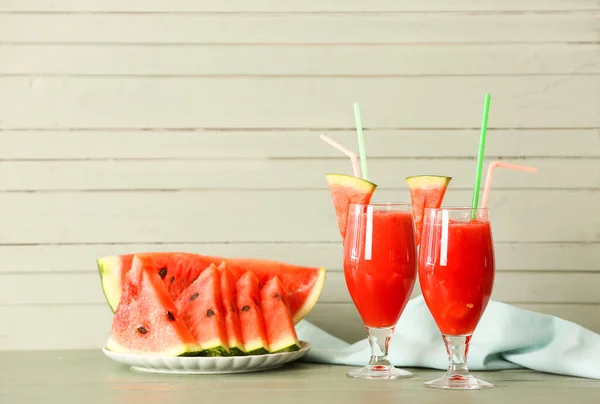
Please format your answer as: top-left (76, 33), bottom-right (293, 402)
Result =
top-left (325, 173), bottom-right (377, 239)
top-left (97, 252), bottom-right (326, 325)
top-left (405, 175), bottom-right (452, 246)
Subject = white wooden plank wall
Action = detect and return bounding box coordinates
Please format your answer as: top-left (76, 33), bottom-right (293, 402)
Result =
top-left (0, 0), bottom-right (599, 350)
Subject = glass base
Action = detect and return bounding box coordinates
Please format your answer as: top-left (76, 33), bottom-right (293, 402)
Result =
top-left (424, 373), bottom-right (494, 390)
top-left (346, 364), bottom-right (413, 380)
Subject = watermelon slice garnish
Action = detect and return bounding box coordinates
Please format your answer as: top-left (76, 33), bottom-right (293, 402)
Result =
top-left (106, 255), bottom-right (199, 357)
top-left (325, 173), bottom-right (377, 239)
top-left (97, 252), bottom-right (326, 325)
top-left (260, 276), bottom-right (301, 353)
top-left (405, 175), bottom-right (452, 246)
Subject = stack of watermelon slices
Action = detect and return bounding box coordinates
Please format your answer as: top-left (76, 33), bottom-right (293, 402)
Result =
top-left (100, 252), bottom-right (326, 357)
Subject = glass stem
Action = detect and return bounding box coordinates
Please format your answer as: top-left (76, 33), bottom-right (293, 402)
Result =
top-left (366, 327), bottom-right (394, 368)
top-left (443, 335), bottom-right (472, 378)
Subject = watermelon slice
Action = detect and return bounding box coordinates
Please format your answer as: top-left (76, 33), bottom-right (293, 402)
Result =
top-left (174, 264), bottom-right (230, 356)
top-left (236, 271), bottom-right (270, 355)
top-left (325, 173), bottom-right (377, 239)
top-left (97, 252), bottom-right (326, 324)
top-left (405, 175), bottom-right (452, 246)
top-left (218, 261), bottom-right (245, 356)
top-left (106, 255), bottom-right (198, 356)
top-left (260, 277), bottom-right (301, 353)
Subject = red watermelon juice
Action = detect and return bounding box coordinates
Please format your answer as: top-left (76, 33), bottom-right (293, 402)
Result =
top-left (418, 209), bottom-right (495, 336)
top-left (343, 204), bottom-right (417, 328)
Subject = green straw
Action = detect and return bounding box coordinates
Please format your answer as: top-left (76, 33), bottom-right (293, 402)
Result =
top-left (470, 93), bottom-right (491, 218)
top-left (353, 102), bottom-right (369, 181)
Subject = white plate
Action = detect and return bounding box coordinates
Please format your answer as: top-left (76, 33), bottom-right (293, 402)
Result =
top-left (102, 341), bottom-right (311, 374)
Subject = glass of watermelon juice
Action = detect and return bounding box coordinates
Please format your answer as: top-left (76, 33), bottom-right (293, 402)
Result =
top-left (343, 202), bottom-right (417, 380)
top-left (418, 207), bottom-right (495, 390)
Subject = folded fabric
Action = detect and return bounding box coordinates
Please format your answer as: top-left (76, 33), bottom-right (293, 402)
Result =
top-left (295, 295), bottom-right (600, 380)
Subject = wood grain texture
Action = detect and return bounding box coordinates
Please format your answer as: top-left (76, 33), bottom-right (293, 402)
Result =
top-left (2, 1), bottom-right (600, 13)
top-left (1, 45), bottom-right (599, 75)
top-left (0, 190), bottom-right (597, 244)
top-left (0, 76), bottom-right (598, 128)
top-left (1, 14), bottom-right (598, 44)
top-left (2, 130), bottom-right (599, 159)
top-left (0, 158), bottom-right (595, 191)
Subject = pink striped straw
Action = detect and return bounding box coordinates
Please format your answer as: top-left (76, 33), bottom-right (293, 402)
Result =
top-left (481, 161), bottom-right (538, 208)
top-left (319, 134), bottom-right (361, 178)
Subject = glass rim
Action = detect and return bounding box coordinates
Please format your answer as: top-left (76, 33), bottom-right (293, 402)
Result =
top-left (348, 202), bottom-right (411, 208)
top-left (423, 206), bottom-right (489, 212)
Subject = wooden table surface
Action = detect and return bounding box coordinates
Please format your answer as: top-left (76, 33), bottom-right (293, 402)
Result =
top-left (1, 350), bottom-right (599, 403)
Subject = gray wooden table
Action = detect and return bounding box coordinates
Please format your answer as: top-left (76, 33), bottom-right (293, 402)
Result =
top-left (1, 350), bottom-right (599, 403)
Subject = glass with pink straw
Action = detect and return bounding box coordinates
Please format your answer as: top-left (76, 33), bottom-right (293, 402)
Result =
top-left (321, 104), bottom-right (418, 380)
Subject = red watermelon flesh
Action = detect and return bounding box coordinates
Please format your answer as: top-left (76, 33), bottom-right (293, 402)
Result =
top-left (106, 255), bottom-right (198, 356)
top-left (174, 263), bottom-right (230, 356)
top-left (260, 277), bottom-right (301, 353)
top-left (97, 252), bottom-right (326, 324)
top-left (405, 175), bottom-right (452, 246)
top-left (325, 173), bottom-right (377, 239)
top-left (218, 261), bottom-right (245, 356)
top-left (236, 271), bottom-right (270, 355)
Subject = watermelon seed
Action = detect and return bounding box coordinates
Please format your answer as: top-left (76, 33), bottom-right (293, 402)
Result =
top-left (190, 293), bottom-right (199, 301)
top-left (170, 276), bottom-right (175, 284)
top-left (206, 309), bottom-right (215, 317)
top-left (136, 326), bottom-right (148, 335)
top-left (167, 311), bottom-right (175, 321)
top-left (230, 303), bottom-right (236, 313)
top-left (158, 267), bottom-right (167, 279)
top-left (241, 305), bottom-right (250, 312)
top-left (274, 293), bottom-right (282, 300)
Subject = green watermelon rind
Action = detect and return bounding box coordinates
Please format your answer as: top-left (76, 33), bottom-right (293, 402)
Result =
top-left (291, 267), bottom-right (326, 324)
top-left (106, 337), bottom-right (199, 358)
top-left (97, 256), bottom-right (122, 312)
top-left (179, 346), bottom-right (230, 357)
top-left (269, 336), bottom-right (301, 354)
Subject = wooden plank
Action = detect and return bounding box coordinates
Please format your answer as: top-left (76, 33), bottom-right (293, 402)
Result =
top-left (1, 1), bottom-right (599, 13)
top-left (2, 130), bottom-right (599, 160)
top-left (0, 14), bottom-right (597, 44)
top-left (1, 302), bottom-right (599, 349)
top-left (0, 190), bottom-right (597, 244)
top-left (0, 158), bottom-right (595, 191)
top-left (2, 44), bottom-right (599, 75)
top-left (0, 77), bottom-right (598, 129)
top-left (2, 243), bottom-right (598, 273)
top-left (2, 271), bottom-right (599, 306)
top-left (3, 157), bottom-right (596, 190)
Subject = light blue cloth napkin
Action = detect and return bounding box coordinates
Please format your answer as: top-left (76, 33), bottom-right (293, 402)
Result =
top-left (295, 295), bottom-right (600, 379)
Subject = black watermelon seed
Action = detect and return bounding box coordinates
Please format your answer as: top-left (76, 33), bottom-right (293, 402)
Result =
top-left (137, 326), bottom-right (148, 335)
top-left (170, 276), bottom-right (175, 284)
top-left (241, 305), bottom-right (250, 312)
top-left (158, 267), bottom-right (167, 279)
top-left (190, 293), bottom-right (199, 301)
top-left (167, 311), bottom-right (175, 321)
top-left (274, 293), bottom-right (282, 299)
top-left (206, 309), bottom-right (215, 317)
